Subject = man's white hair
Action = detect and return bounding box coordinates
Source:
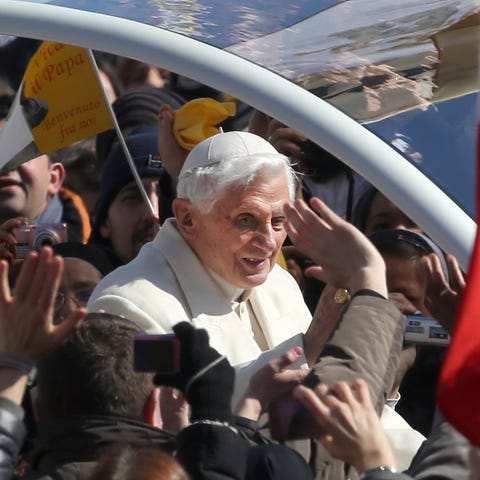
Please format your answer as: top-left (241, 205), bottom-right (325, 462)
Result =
top-left (177, 152), bottom-right (297, 213)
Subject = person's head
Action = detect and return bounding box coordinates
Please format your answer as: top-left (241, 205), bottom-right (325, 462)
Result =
top-left (89, 446), bottom-right (189, 480)
top-left (117, 58), bottom-right (170, 90)
top-left (0, 153), bottom-right (65, 223)
top-left (36, 313), bottom-right (156, 422)
top-left (174, 131), bottom-right (297, 289)
top-left (353, 187), bottom-right (420, 235)
top-left (90, 128), bottom-right (169, 264)
top-left (95, 86), bottom-right (185, 165)
top-left (368, 229), bottom-right (442, 396)
top-left (51, 242), bottom-right (115, 323)
top-left (369, 229), bottom-right (448, 313)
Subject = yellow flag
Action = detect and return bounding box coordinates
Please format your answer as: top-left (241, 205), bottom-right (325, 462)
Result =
top-left (0, 42), bottom-right (114, 170)
top-left (173, 97), bottom-right (236, 150)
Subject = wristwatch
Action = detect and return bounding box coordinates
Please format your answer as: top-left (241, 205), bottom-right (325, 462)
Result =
top-left (360, 465), bottom-right (397, 479)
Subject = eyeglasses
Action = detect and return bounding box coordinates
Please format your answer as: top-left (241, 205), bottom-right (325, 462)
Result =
top-left (54, 288), bottom-right (94, 312)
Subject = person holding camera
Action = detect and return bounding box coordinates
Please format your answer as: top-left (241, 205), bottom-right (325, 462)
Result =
top-left (0, 95), bottom-right (91, 245)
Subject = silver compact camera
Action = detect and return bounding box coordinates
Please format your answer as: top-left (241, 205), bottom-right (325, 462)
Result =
top-left (404, 315), bottom-right (450, 346)
top-left (13, 222), bottom-right (67, 259)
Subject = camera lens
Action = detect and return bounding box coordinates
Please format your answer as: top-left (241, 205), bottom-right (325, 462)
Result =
top-left (33, 229), bottom-right (61, 251)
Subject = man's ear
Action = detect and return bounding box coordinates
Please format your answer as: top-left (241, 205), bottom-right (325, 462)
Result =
top-left (47, 161), bottom-right (66, 196)
top-left (143, 387), bottom-right (162, 428)
top-left (173, 198), bottom-right (198, 240)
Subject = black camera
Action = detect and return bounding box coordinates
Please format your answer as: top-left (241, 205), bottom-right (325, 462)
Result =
top-left (133, 334), bottom-right (181, 373)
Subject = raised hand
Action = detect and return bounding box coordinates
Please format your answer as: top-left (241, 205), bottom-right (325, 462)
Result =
top-left (0, 247), bottom-right (85, 364)
top-left (284, 197), bottom-right (387, 297)
top-left (158, 104), bottom-right (189, 178)
top-left (294, 379), bottom-right (396, 475)
top-left (423, 253), bottom-right (465, 333)
top-left (236, 347), bottom-right (309, 420)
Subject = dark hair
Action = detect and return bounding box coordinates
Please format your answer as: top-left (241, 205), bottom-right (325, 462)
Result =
top-left (369, 230), bottom-right (430, 293)
top-left (89, 446), bottom-right (189, 480)
top-left (369, 228), bottom-right (449, 279)
top-left (37, 313), bottom-right (154, 421)
top-left (50, 138), bottom-right (100, 205)
top-left (369, 228), bottom-right (435, 260)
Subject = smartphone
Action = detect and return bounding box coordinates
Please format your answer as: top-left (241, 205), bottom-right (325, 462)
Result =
top-left (133, 334), bottom-right (181, 373)
top-left (404, 315), bottom-right (450, 346)
top-left (269, 396), bottom-right (323, 441)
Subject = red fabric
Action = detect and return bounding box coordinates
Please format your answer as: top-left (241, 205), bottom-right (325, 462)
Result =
top-left (437, 124), bottom-right (480, 445)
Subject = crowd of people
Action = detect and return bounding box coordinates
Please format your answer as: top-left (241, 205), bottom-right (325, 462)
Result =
top-left (0, 37), bottom-right (474, 480)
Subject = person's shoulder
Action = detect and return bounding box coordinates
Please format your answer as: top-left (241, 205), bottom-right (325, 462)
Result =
top-left (87, 248), bottom-right (190, 332)
top-left (88, 250), bottom-right (174, 301)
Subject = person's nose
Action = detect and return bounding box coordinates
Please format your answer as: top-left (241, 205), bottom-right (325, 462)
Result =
top-left (255, 223), bottom-right (277, 251)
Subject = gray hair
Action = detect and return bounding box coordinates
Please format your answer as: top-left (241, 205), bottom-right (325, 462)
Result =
top-left (176, 152), bottom-right (298, 213)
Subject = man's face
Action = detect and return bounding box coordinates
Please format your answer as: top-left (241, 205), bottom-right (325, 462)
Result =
top-left (55, 258), bottom-right (103, 324)
top-left (0, 154), bottom-right (58, 221)
top-left (100, 177), bottom-right (160, 264)
top-left (184, 171), bottom-right (291, 289)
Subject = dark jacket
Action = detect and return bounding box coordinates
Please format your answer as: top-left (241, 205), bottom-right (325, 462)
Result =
top-left (59, 188), bottom-right (92, 244)
top-left (177, 423), bottom-right (250, 480)
top-left (20, 415), bottom-right (175, 480)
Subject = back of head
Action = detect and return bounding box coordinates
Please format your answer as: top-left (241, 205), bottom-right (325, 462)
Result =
top-left (52, 241), bottom-right (116, 277)
top-left (50, 138), bottom-right (100, 217)
top-left (89, 446), bottom-right (189, 480)
top-left (37, 313), bottom-right (154, 421)
top-left (176, 131), bottom-right (297, 213)
top-left (95, 86), bottom-right (186, 164)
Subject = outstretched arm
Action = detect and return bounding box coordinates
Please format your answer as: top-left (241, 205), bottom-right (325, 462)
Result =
top-left (0, 247), bottom-right (85, 479)
top-left (284, 197), bottom-right (388, 365)
top-left (0, 247), bottom-right (85, 404)
top-left (294, 380), bottom-right (413, 479)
